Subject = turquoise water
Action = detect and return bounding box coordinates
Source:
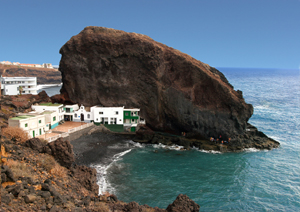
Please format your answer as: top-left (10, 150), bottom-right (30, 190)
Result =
top-left (104, 68), bottom-right (300, 211)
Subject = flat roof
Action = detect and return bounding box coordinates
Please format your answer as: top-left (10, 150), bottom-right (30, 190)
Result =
top-left (1, 77), bottom-right (36, 80)
top-left (39, 103), bottom-right (63, 107)
top-left (124, 108), bottom-right (140, 111)
top-left (41, 111), bottom-right (55, 114)
top-left (10, 115), bottom-right (35, 120)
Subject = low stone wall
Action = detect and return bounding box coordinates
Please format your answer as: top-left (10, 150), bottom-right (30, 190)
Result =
top-left (62, 124), bottom-right (96, 142)
top-left (45, 123), bottom-right (96, 142)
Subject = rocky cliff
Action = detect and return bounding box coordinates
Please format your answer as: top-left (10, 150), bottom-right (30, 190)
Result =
top-left (56, 26), bottom-right (279, 149)
top-left (0, 64), bottom-right (61, 84)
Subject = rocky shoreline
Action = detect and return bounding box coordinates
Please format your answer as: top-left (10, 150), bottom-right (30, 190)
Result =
top-left (133, 124), bottom-right (280, 152)
top-left (1, 135), bottom-right (200, 211)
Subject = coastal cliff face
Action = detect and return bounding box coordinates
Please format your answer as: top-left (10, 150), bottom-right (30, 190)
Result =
top-left (0, 64), bottom-right (61, 84)
top-left (58, 26), bottom-right (253, 140)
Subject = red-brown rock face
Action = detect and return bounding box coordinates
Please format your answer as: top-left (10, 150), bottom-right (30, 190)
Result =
top-left (59, 26), bottom-right (253, 139)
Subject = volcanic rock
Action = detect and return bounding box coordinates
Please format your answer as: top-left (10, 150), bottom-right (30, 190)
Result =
top-left (70, 164), bottom-right (99, 195)
top-left (57, 26), bottom-right (278, 148)
top-left (25, 137), bottom-right (46, 153)
top-left (166, 194), bottom-right (200, 212)
top-left (46, 138), bottom-right (75, 168)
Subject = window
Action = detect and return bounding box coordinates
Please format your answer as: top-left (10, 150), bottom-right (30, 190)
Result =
top-left (53, 116), bottom-right (56, 121)
top-left (99, 112), bottom-right (103, 114)
top-left (87, 114), bottom-right (90, 119)
top-left (132, 119), bottom-right (135, 123)
top-left (39, 120), bottom-right (42, 124)
top-left (115, 111), bottom-right (118, 115)
top-left (75, 113), bottom-right (77, 118)
top-left (25, 123), bottom-right (28, 127)
top-left (125, 112), bottom-right (129, 116)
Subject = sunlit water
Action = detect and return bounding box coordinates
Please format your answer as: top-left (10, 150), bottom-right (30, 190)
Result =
top-left (100, 68), bottom-right (300, 211)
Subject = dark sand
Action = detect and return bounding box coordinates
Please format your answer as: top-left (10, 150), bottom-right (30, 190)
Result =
top-left (71, 132), bottom-right (136, 166)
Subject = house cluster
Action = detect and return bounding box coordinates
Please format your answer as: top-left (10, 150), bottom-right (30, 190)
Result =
top-left (8, 103), bottom-right (145, 139)
top-left (1, 76), bottom-right (38, 95)
top-left (0, 61), bottom-right (54, 69)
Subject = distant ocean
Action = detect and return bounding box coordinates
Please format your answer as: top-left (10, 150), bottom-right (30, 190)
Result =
top-left (37, 84), bottom-right (62, 97)
top-left (91, 68), bottom-right (300, 211)
top-left (45, 68), bottom-right (300, 211)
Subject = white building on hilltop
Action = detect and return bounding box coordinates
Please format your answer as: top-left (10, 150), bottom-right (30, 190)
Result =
top-left (1, 76), bottom-right (37, 95)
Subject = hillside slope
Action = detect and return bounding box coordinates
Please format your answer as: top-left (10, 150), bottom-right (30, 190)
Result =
top-left (0, 64), bottom-right (61, 84)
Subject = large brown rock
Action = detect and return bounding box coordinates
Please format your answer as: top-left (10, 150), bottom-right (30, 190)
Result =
top-left (166, 194), bottom-right (200, 212)
top-left (46, 138), bottom-right (75, 168)
top-left (57, 26), bottom-right (276, 146)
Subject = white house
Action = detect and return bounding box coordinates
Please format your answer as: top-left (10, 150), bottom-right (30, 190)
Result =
top-left (73, 105), bottom-right (94, 123)
top-left (1, 76), bottom-right (38, 95)
top-left (40, 111), bottom-right (59, 130)
top-left (90, 106), bottom-right (124, 125)
top-left (63, 104), bottom-right (79, 121)
top-left (123, 108), bottom-right (141, 132)
top-left (31, 103), bottom-right (64, 125)
top-left (42, 63), bottom-right (54, 69)
top-left (8, 113), bottom-right (47, 138)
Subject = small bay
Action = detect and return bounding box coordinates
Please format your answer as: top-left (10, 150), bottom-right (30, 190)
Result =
top-left (104, 68), bottom-right (300, 211)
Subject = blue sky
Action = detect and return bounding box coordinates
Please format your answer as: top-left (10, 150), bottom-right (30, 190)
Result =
top-left (1, 0), bottom-right (299, 69)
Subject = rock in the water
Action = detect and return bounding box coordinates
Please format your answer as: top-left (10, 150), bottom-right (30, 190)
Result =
top-left (166, 194), bottom-right (200, 212)
top-left (58, 26), bottom-right (252, 139)
top-left (56, 26), bottom-right (279, 149)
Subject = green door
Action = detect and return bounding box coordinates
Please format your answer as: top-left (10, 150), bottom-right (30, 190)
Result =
top-left (131, 127), bottom-right (136, 132)
top-left (39, 129), bottom-right (42, 135)
top-left (33, 130), bottom-right (35, 138)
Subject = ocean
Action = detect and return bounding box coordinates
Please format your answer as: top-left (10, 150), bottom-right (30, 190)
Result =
top-left (37, 84), bottom-right (62, 97)
top-left (51, 68), bottom-right (300, 211)
top-left (92, 68), bottom-right (300, 211)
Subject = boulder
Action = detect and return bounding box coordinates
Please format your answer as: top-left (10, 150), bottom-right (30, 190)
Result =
top-left (1, 165), bottom-right (16, 182)
top-left (24, 194), bottom-right (37, 203)
top-left (166, 194), bottom-right (200, 212)
top-left (25, 137), bottom-right (46, 153)
top-left (46, 138), bottom-right (75, 168)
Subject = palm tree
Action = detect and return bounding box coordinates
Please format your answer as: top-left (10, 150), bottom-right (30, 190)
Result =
top-left (18, 86), bottom-right (23, 95)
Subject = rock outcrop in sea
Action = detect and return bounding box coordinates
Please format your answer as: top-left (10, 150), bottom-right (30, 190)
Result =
top-left (54, 26), bottom-right (279, 150)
